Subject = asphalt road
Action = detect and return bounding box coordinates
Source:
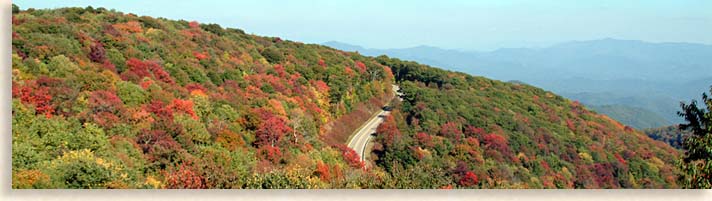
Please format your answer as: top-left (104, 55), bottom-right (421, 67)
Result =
top-left (346, 85), bottom-right (400, 162)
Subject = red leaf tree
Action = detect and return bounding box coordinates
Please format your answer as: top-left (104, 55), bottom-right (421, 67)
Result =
top-left (88, 90), bottom-right (124, 114)
top-left (255, 116), bottom-right (292, 147)
top-left (168, 99), bottom-right (198, 120)
top-left (376, 115), bottom-right (401, 147)
top-left (458, 171), bottom-right (479, 187)
top-left (15, 81), bottom-right (54, 118)
top-left (165, 162), bottom-right (206, 189)
top-left (193, 52), bottom-right (209, 60)
top-left (125, 58), bottom-right (152, 78)
top-left (87, 90), bottom-right (125, 127)
top-left (136, 129), bottom-right (183, 166)
top-left (354, 61), bottom-right (367, 74)
top-left (464, 125), bottom-right (486, 137)
top-left (592, 163), bottom-right (618, 188)
top-left (146, 100), bottom-right (174, 120)
top-left (451, 161), bottom-right (479, 187)
top-left (123, 58), bottom-right (174, 84)
top-left (149, 64), bottom-right (175, 84)
top-left (482, 133), bottom-right (512, 160)
top-left (439, 122), bottom-right (463, 142)
top-left (415, 132), bottom-right (434, 148)
top-left (273, 64), bottom-right (287, 78)
top-left (256, 145), bottom-right (282, 164)
top-left (315, 161), bottom-right (331, 182)
top-left (335, 144), bottom-right (364, 169)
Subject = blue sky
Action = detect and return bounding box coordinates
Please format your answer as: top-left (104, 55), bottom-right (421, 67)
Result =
top-left (13, 0), bottom-right (712, 50)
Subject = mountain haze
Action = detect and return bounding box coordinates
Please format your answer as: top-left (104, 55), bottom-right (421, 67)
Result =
top-left (323, 40), bottom-right (712, 128)
top-left (588, 105), bottom-right (671, 130)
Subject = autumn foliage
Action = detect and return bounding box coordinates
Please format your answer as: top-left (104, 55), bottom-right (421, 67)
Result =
top-left (11, 5), bottom-right (395, 189)
top-left (376, 115), bottom-right (401, 147)
top-left (315, 161), bottom-right (331, 181)
top-left (370, 55), bottom-right (680, 189)
top-left (168, 99), bottom-right (198, 120)
top-left (336, 144), bottom-right (364, 169)
top-left (14, 81), bottom-right (54, 117)
top-left (255, 115), bottom-right (292, 147)
top-left (11, 5), bottom-right (681, 189)
top-left (257, 145), bottom-right (282, 164)
top-left (482, 133), bottom-right (511, 158)
top-left (439, 122), bottom-right (462, 142)
top-left (122, 58), bottom-right (174, 84)
top-left (165, 163), bottom-right (206, 189)
top-left (458, 171), bottom-right (479, 187)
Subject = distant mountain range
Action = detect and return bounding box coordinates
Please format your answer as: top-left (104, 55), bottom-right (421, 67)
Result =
top-left (588, 105), bottom-right (671, 130)
top-left (323, 39), bottom-right (712, 128)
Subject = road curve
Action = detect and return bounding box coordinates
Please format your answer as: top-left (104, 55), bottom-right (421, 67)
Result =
top-left (346, 85), bottom-right (400, 162)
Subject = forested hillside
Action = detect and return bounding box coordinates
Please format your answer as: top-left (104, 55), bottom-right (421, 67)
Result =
top-left (11, 6), bottom-right (681, 189)
top-left (11, 6), bottom-right (393, 188)
top-left (371, 56), bottom-right (681, 188)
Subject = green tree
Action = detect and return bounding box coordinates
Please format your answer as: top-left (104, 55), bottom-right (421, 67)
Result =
top-left (116, 81), bottom-right (148, 107)
top-left (13, 4), bottom-right (20, 14)
top-left (44, 149), bottom-right (127, 188)
top-left (260, 47), bottom-right (283, 63)
top-left (47, 55), bottom-right (79, 78)
top-left (175, 114), bottom-right (211, 145)
top-left (677, 86), bottom-right (712, 188)
top-left (106, 48), bottom-right (127, 73)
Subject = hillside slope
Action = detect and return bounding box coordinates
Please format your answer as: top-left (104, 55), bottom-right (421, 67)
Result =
top-left (370, 56), bottom-right (680, 188)
top-left (11, 6), bottom-right (393, 188)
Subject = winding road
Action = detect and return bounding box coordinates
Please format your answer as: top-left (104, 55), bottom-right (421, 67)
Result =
top-left (346, 85), bottom-right (401, 162)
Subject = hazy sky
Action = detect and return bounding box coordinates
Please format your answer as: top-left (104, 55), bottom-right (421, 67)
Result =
top-left (14, 0), bottom-right (712, 50)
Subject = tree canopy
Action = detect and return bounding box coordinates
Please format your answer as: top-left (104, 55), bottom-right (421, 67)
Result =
top-left (677, 86), bottom-right (712, 188)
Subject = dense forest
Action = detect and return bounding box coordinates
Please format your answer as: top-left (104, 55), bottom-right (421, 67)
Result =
top-left (11, 5), bottom-right (685, 189)
top-left (371, 56), bottom-right (680, 188)
top-left (11, 6), bottom-right (393, 188)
